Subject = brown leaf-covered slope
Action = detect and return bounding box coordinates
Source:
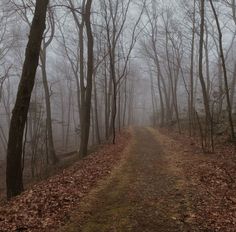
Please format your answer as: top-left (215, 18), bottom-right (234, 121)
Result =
top-left (0, 132), bottom-right (130, 232)
top-left (160, 128), bottom-right (236, 232)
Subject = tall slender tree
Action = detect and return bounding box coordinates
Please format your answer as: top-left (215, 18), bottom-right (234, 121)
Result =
top-left (79, 0), bottom-right (94, 156)
top-left (198, 0), bottom-right (213, 151)
top-left (209, 0), bottom-right (235, 140)
top-left (6, 0), bottom-right (49, 199)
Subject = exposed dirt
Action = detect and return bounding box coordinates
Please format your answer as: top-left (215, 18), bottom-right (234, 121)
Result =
top-left (60, 128), bottom-right (201, 232)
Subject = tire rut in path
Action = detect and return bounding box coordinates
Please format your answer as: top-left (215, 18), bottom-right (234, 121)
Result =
top-left (61, 127), bottom-right (197, 232)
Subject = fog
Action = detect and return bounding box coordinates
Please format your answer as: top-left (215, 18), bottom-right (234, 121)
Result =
top-left (0, 0), bottom-right (235, 178)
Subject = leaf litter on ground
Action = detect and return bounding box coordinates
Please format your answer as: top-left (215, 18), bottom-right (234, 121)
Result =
top-left (160, 128), bottom-right (236, 232)
top-left (0, 131), bottom-right (130, 232)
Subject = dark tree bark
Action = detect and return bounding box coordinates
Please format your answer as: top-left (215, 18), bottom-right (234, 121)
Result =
top-left (230, 62), bottom-right (236, 107)
top-left (6, 0), bottom-right (49, 199)
top-left (40, 43), bottom-right (58, 164)
top-left (122, 76), bottom-right (128, 127)
top-left (189, 0), bottom-right (196, 135)
top-left (198, 0), bottom-right (213, 151)
top-left (209, 0), bottom-right (235, 140)
top-left (40, 9), bottom-right (58, 164)
top-left (79, 0), bottom-right (94, 156)
top-left (93, 72), bottom-right (101, 144)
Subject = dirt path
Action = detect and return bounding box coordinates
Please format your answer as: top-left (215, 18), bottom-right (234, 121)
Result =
top-left (60, 127), bottom-right (199, 232)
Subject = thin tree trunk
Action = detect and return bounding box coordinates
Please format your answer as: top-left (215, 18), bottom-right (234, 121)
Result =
top-left (189, 0), bottom-right (196, 135)
top-left (230, 62), bottom-right (236, 107)
top-left (122, 77), bottom-right (127, 127)
top-left (204, 23), bottom-right (211, 98)
top-left (198, 0), bottom-right (213, 151)
top-left (65, 82), bottom-right (72, 150)
top-left (93, 72), bottom-right (101, 144)
top-left (40, 46), bottom-right (58, 164)
top-left (210, 0), bottom-right (235, 140)
top-left (118, 86), bottom-right (121, 132)
top-left (104, 59), bottom-right (109, 139)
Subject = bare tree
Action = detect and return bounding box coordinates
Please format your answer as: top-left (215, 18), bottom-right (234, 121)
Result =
top-left (6, 0), bottom-right (49, 199)
top-left (209, 0), bottom-right (235, 140)
top-left (40, 6), bottom-right (58, 164)
top-left (79, 0), bottom-right (94, 156)
top-left (198, 0), bottom-right (214, 151)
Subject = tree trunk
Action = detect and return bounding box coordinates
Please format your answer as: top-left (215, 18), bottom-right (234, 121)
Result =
top-left (6, 0), bottom-right (49, 199)
top-left (40, 46), bottom-right (58, 164)
top-left (209, 0), bottom-right (235, 140)
top-left (198, 0), bottom-right (213, 151)
top-left (204, 23), bottom-right (211, 98)
top-left (65, 81), bottom-right (72, 150)
top-left (93, 72), bottom-right (101, 144)
top-left (189, 0), bottom-right (196, 135)
top-left (230, 62), bottom-right (236, 107)
top-left (104, 59), bottom-right (109, 139)
top-left (122, 77), bottom-right (127, 127)
top-left (79, 0), bottom-right (94, 156)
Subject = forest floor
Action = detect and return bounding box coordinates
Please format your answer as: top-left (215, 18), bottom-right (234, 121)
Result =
top-left (0, 131), bottom-right (130, 231)
top-left (59, 127), bottom-right (236, 232)
top-left (0, 127), bottom-right (236, 231)
top-left (59, 127), bottom-right (200, 232)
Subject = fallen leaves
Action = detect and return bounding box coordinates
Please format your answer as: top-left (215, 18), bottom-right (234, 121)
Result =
top-left (0, 131), bottom-right (130, 232)
top-left (160, 128), bottom-right (236, 232)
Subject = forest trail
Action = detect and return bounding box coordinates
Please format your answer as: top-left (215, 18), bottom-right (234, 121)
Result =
top-left (60, 127), bottom-right (199, 232)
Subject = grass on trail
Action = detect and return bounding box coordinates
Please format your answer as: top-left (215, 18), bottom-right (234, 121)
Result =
top-left (59, 127), bottom-right (199, 232)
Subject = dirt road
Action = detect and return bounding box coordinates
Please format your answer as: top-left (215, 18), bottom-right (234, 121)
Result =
top-left (60, 128), bottom-right (199, 232)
